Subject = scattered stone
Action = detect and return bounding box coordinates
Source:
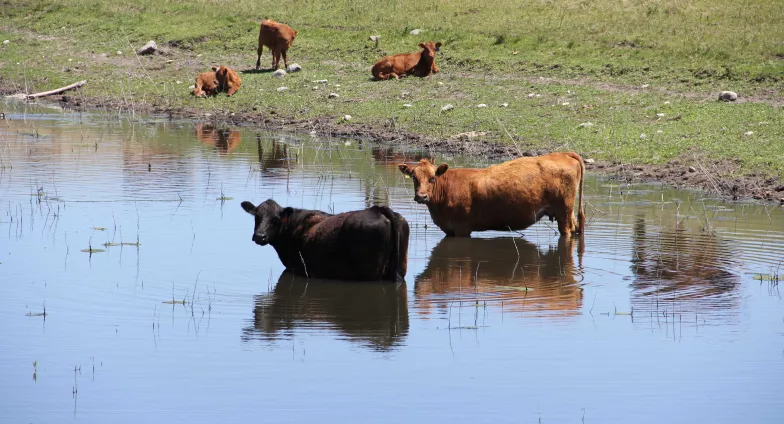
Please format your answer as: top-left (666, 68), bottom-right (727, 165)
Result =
top-left (277, 86), bottom-right (289, 92)
top-left (313, 79), bottom-right (328, 84)
top-left (438, 82), bottom-right (444, 86)
top-left (585, 158), bottom-right (596, 164)
top-left (499, 103), bottom-right (509, 107)
top-left (656, 113), bottom-right (665, 117)
top-left (402, 104), bottom-right (413, 108)
top-left (167, 59), bottom-right (173, 63)
top-left (663, 101), bottom-right (671, 105)
top-left (196, 54), bottom-right (202, 57)
top-left (719, 91), bottom-right (738, 101)
top-left (657, 130), bottom-right (664, 134)
top-left (188, 85), bottom-right (195, 90)
top-left (640, 133), bottom-right (647, 139)
top-left (744, 131), bottom-right (754, 136)
top-left (273, 69), bottom-right (287, 78)
top-left (369, 35), bottom-right (380, 42)
top-left (344, 141), bottom-right (352, 147)
top-left (688, 166), bottom-right (696, 173)
top-left (328, 92), bottom-right (339, 98)
top-left (477, 104), bottom-right (487, 108)
top-left (137, 40), bottom-right (157, 55)
top-left (334, 84), bottom-right (341, 87)
top-left (527, 93), bottom-right (536, 98)
top-left (440, 104), bottom-right (454, 112)
top-left (312, 86), bottom-right (319, 90)
top-left (452, 131), bottom-right (487, 140)
top-left (116, 51), bottom-right (123, 55)
top-left (410, 29), bottom-right (422, 35)
top-left (286, 63), bottom-right (302, 73)
top-left (2, 40), bottom-right (10, 45)
top-left (578, 122), bottom-right (594, 128)
top-left (535, 94), bottom-right (542, 98)
top-left (641, 84), bottom-right (649, 88)
top-left (309, 130), bottom-right (317, 137)
top-left (175, 80), bottom-right (182, 85)
top-left (343, 115), bottom-right (352, 121)
top-left (562, 102), bottom-right (570, 106)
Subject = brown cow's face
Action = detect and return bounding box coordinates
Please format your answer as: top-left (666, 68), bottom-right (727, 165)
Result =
top-left (398, 159), bottom-right (449, 204)
top-left (241, 199), bottom-right (284, 245)
top-left (418, 41), bottom-right (442, 59)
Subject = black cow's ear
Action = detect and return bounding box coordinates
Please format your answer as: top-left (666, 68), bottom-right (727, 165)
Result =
top-left (436, 163), bottom-right (449, 176)
top-left (280, 207), bottom-right (294, 220)
top-left (398, 164), bottom-right (413, 176)
top-left (241, 201), bottom-right (256, 215)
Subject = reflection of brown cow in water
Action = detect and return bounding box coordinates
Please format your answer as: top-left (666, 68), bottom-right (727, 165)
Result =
top-left (241, 271), bottom-right (409, 351)
top-left (255, 135), bottom-right (292, 172)
top-left (415, 236), bottom-right (584, 317)
top-left (195, 123), bottom-right (242, 154)
top-left (629, 215), bottom-right (740, 312)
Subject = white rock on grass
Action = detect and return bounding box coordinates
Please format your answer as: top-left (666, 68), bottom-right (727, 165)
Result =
top-left (328, 92), bottom-right (339, 98)
top-left (656, 113), bottom-right (665, 118)
top-left (343, 115), bottom-right (352, 121)
top-left (585, 158), bottom-right (596, 164)
top-left (641, 84), bottom-right (650, 88)
top-left (313, 79), bottom-right (328, 84)
top-left (369, 35), bottom-right (380, 42)
top-left (663, 101), bottom-right (671, 105)
top-left (640, 133), bottom-right (647, 139)
top-left (287, 63), bottom-right (302, 73)
top-left (137, 40), bottom-right (157, 55)
top-left (175, 80), bottom-right (182, 84)
top-left (719, 91), bottom-right (738, 101)
top-left (410, 29), bottom-right (422, 35)
top-left (2, 40), bottom-right (9, 45)
top-left (438, 82), bottom-right (444, 86)
top-left (744, 131), bottom-right (754, 136)
top-left (499, 103), bottom-right (509, 108)
top-left (578, 122), bottom-right (594, 128)
top-left (188, 85), bottom-right (195, 90)
top-left (477, 104), bottom-right (487, 108)
top-left (402, 104), bottom-right (413, 108)
top-left (273, 69), bottom-right (287, 78)
top-left (561, 102), bottom-right (570, 106)
top-left (116, 51), bottom-right (123, 55)
top-left (277, 86), bottom-right (289, 92)
top-left (527, 93), bottom-right (536, 98)
top-left (440, 104), bottom-right (454, 112)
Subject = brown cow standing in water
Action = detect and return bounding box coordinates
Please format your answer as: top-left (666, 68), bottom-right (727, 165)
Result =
top-left (256, 19), bottom-right (298, 70)
top-left (371, 41), bottom-right (442, 80)
top-left (240, 199), bottom-right (410, 282)
top-left (398, 152), bottom-right (585, 237)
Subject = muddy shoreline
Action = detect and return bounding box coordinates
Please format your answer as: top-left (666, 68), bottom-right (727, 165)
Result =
top-left (6, 93), bottom-right (784, 204)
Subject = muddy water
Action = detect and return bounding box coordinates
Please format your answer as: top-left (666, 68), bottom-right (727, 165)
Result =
top-left (1, 102), bottom-right (782, 423)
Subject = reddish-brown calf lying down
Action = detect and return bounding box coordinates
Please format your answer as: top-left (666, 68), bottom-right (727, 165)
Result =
top-left (371, 41), bottom-right (442, 80)
top-left (192, 71), bottom-right (219, 97)
top-left (215, 65), bottom-right (241, 97)
top-left (398, 152), bottom-right (586, 237)
top-left (256, 19), bottom-right (298, 70)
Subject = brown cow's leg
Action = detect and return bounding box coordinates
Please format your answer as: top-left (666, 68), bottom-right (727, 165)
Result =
top-left (281, 49), bottom-right (288, 69)
top-left (256, 46), bottom-right (263, 70)
top-left (390, 72), bottom-right (400, 79)
top-left (272, 49), bottom-right (280, 69)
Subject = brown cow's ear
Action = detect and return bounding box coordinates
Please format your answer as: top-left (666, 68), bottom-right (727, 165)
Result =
top-left (212, 66), bottom-right (218, 72)
top-left (241, 201), bottom-right (256, 215)
top-left (398, 164), bottom-right (413, 176)
top-left (418, 43), bottom-right (425, 49)
top-left (436, 164), bottom-right (449, 176)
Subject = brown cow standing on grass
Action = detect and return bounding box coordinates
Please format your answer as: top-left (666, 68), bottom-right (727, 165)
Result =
top-left (372, 41), bottom-right (442, 80)
top-left (398, 152), bottom-right (585, 237)
top-left (240, 199), bottom-right (410, 282)
top-left (215, 65), bottom-right (242, 96)
top-left (256, 19), bottom-right (298, 70)
top-left (192, 71), bottom-right (219, 97)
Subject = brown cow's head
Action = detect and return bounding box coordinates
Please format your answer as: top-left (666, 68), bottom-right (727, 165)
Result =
top-left (241, 199), bottom-right (293, 246)
top-left (398, 158), bottom-right (449, 204)
top-left (418, 42), bottom-right (442, 59)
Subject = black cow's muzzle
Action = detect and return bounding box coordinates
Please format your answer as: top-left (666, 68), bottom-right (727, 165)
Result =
top-left (252, 234), bottom-right (268, 245)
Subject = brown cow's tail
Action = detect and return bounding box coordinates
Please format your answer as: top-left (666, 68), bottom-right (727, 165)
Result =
top-left (375, 206), bottom-right (406, 282)
top-left (566, 152), bottom-right (586, 235)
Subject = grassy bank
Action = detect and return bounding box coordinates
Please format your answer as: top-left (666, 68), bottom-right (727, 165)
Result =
top-left (1, 0), bottom-right (783, 196)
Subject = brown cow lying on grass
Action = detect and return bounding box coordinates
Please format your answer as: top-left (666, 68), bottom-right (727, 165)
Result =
top-left (371, 41), bottom-right (442, 80)
top-left (398, 152), bottom-right (585, 237)
top-left (240, 199), bottom-right (410, 282)
top-left (215, 65), bottom-right (241, 96)
top-left (192, 71), bottom-right (219, 97)
top-left (256, 19), bottom-right (298, 70)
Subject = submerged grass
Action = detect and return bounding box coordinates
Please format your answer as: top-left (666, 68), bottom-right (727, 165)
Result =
top-left (1, 0), bottom-right (783, 178)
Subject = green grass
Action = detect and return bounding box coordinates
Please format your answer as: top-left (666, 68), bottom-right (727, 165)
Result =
top-left (1, 0), bottom-right (783, 177)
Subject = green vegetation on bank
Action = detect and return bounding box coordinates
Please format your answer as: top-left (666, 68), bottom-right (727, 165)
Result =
top-left (1, 0), bottom-right (783, 177)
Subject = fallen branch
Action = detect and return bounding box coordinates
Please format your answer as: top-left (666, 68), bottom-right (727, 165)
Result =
top-left (6, 80), bottom-right (87, 100)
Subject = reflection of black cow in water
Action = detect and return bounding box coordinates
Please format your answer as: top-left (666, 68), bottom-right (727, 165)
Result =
top-left (415, 236), bottom-right (584, 316)
top-left (241, 272), bottom-right (409, 351)
top-left (195, 123), bottom-right (242, 154)
top-left (629, 216), bottom-right (740, 310)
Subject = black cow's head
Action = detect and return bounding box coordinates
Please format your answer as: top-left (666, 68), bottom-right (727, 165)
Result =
top-left (240, 199), bottom-right (291, 246)
top-left (398, 158), bottom-right (449, 204)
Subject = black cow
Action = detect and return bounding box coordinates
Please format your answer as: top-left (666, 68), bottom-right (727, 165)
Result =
top-left (240, 199), bottom-right (410, 282)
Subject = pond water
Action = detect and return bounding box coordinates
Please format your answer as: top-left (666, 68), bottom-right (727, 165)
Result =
top-left (1, 102), bottom-right (782, 423)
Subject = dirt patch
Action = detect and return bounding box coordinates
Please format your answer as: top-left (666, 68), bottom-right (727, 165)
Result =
top-left (6, 93), bottom-right (782, 205)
